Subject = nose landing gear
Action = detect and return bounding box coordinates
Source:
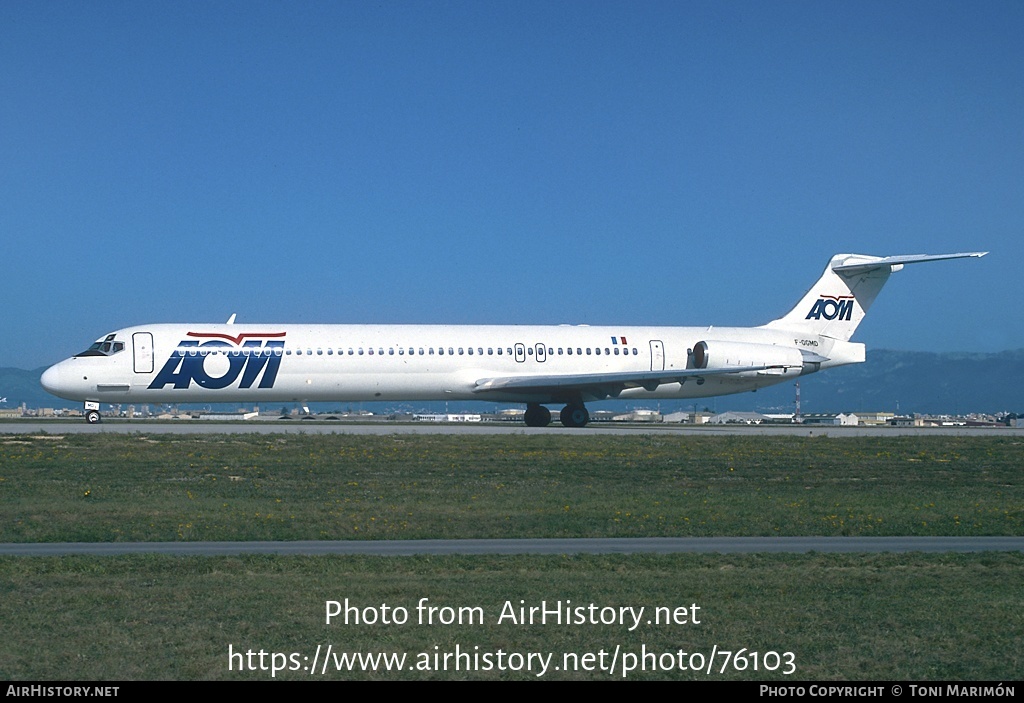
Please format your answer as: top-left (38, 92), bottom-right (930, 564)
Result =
top-left (84, 401), bottom-right (101, 424)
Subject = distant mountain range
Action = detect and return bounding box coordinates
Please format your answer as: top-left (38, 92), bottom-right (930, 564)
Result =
top-left (1, 367), bottom-right (55, 410)
top-left (4, 349), bottom-right (1022, 416)
top-left (723, 348), bottom-right (1024, 416)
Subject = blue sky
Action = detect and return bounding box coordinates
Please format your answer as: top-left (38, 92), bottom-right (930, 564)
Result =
top-left (2, 1), bottom-right (1021, 369)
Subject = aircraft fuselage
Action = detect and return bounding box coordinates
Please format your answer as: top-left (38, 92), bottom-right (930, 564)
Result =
top-left (42, 322), bottom-right (852, 406)
top-left (39, 252), bottom-right (985, 426)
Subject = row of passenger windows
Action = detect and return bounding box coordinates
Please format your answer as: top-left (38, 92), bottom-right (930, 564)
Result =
top-left (182, 346), bottom-right (641, 358)
top-left (289, 346), bottom-right (641, 357)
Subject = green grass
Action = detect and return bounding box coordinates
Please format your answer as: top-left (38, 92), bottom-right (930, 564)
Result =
top-left (1, 552), bottom-right (1021, 680)
top-left (2, 433), bottom-right (1021, 680)
top-left (1, 434), bottom-right (1021, 541)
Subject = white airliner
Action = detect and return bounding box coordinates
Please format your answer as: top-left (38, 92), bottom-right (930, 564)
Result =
top-left (41, 252), bottom-right (985, 426)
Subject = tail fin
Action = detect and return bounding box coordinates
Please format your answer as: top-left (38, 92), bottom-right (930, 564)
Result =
top-left (762, 252), bottom-right (986, 341)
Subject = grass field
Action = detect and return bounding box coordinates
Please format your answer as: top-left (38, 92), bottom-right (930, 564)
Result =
top-left (1, 433), bottom-right (1021, 680)
top-left (2, 433), bottom-right (1021, 541)
top-left (2, 552), bottom-right (1022, 680)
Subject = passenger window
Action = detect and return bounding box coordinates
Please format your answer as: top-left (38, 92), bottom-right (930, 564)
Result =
top-left (468, 348), bottom-right (474, 355)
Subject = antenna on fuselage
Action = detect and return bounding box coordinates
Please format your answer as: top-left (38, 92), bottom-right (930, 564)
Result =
top-left (226, 313), bottom-right (237, 325)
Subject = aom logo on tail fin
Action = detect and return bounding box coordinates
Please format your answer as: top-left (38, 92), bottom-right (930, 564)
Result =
top-left (763, 252), bottom-right (986, 342)
top-left (805, 295), bottom-right (855, 321)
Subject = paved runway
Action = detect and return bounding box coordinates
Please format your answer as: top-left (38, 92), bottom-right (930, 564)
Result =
top-left (3, 421), bottom-right (1021, 436)
top-left (3, 536), bottom-right (1022, 556)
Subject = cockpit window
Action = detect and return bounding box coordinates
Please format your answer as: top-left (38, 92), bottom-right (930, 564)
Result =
top-left (76, 333), bottom-right (125, 357)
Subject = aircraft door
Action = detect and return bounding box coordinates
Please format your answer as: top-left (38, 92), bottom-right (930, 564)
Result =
top-left (649, 340), bottom-right (665, 371)
top-left (133, 332), bottom-right (154, 374)
top-left (535, 343), bottom-right (546, 362)
top-left (515, 343), bottom-right (526, 363)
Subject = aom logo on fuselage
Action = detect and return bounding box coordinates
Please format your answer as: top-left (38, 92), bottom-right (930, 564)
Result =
top-left (149, 332), bottom-right (286, 390)
top-left (805, 295), bottom-right (855, 321)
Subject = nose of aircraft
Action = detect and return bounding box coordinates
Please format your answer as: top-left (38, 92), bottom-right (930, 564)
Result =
top-left (41, 365), bottom-right (59, 394)
top-left (40, 363), bottom-right (66, 398)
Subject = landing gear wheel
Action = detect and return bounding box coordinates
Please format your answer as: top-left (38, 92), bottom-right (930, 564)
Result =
top-left (523, 404), bottom-right (552, 427)
top-left (560, 404), bottom-right (590, 428)
top-left (85, 410), bottom-right (101, 424)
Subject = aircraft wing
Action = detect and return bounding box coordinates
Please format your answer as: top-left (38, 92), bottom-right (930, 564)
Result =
top-left (472, 364), bottom-right (779, 400)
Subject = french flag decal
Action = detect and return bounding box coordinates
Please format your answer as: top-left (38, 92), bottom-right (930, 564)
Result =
top-left (611, 336), bottom-right (627, 345)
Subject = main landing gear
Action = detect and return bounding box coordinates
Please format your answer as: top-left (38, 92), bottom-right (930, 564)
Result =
top-left (524, 404), bottom-right (551, 427)
top-left (559, 403), bottom-right (590, 428)
top-left (524, 403), bottom-right (590, 428)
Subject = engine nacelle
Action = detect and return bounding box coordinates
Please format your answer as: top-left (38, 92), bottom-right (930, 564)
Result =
top-left (691, 340), bottom-right (805, 374)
